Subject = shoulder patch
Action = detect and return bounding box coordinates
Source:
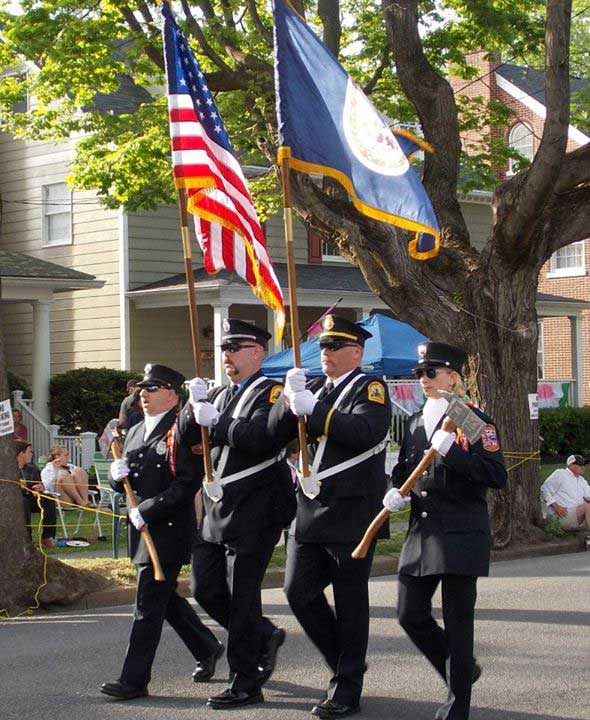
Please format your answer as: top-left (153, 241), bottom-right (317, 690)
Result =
top-left (368, 381), bottom-right (386, 405)
top-left (269, 385), bottom-right (283, 404)
top-left (481, 424), bottom-right (500, 452)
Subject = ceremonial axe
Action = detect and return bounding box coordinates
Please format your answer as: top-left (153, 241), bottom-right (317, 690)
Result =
top-left (101, 419), bottom-right (165, 581)
top-left (351, 391), bottom-right (487, 560)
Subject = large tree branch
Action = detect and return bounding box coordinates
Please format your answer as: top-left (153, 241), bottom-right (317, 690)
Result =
top-left (363, 46), bottom-right (391, 95)
top-left (114, 2), bottom-right (164, 69)
top-left (318, 0), bottom-right (342, 56)
top-left (246, 0), bottom-right (273, 45)
top-left (179, 0), bottom-right (237, 78)
top-left (494, 0), bottom-right (572, 255)
top-left (544, 183), bottom-right (590, 253)
top-left (383, 0), bottom-right (469, 247)
top-left (553, 142), bottom-right (590, 193)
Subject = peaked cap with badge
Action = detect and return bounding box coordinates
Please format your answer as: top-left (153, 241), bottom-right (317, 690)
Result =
top-left (221, 318), bottom-right (272, 347)
top-left (319, 314), bottom-right (372, 347)
top-left (137, 363), bottom-right (185, 392)
top-left (414, 341), bottom-right (467, 375)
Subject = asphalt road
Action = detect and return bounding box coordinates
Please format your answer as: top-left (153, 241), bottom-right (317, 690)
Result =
top-left (1, 552), bottom-right (589, 720)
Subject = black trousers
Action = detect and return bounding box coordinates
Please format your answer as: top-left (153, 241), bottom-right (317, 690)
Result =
top-left (22, 492), bottom-right (57, 540)
top-left (284, 536), bottom-right (376, 707)
top-left (397, 573), bottom-right (478, 720)
top-left (120, 562), bottom-right (220, 688)
top-left (191, 524), bottom-right (282, 692)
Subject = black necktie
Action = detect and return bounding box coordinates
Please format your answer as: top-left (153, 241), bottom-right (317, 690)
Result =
top-left (222, 384), bottom-right (239, 411)
top-left (318, 381), bottom-right (334, 401)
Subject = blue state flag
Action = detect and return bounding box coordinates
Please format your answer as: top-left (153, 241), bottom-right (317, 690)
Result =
top-left (273, 0), bottom-right (440, 259)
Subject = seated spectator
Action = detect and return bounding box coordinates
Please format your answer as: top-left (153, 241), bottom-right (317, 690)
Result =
top-left (117, 379), bottom-right (143, 432)
top-left (13, 408), bottom-right (28, 441)
top-left (16, 440), bottom-right (57, 549)
top-left (41, 445), bottom-right (91, 508)
top-left (541, 454), bottom-right (590, 530)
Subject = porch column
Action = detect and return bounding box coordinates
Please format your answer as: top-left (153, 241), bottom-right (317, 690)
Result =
top-left (570, 314), bottom-right (584, 407)
top-left (32, 299), bottom-right (52, 422)
top-left (355, 306), bottom-right (374, 321)
top-left (213, 303), bottom-right (230, 386)
top-left (267, 307), bottom-right (282, 356)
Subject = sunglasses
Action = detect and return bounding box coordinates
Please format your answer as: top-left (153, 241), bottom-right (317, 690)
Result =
top-left (220, 343), bottom-right (258, 354)
top-left (140, 384), bottom-right (167, 393)
top-left (412, 368), bottom-right (439, 379)
top-left (319, 341), bottom-right (358, 352)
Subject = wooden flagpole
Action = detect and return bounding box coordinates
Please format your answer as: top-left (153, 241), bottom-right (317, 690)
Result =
top-left (176, 187), bottom-right (214, 485)
top-left (280, 159), bottom-right (311, 479)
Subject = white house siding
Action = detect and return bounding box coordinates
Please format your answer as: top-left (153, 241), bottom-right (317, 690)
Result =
top-left (460, 200), bottom-right (493, 252)
top-left (0, 133), bottom-right (121, 381)
top-left (127, 205), bottom-right (195, 290)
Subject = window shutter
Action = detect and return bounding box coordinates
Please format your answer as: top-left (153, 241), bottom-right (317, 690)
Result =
top-left (308, 230), bottom-right (322, 263)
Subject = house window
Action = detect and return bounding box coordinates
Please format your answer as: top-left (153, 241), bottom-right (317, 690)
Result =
top-left (537, 321), bottom-right (544, 380)
top-left (42, 183), bottom-right (72, 246)
top-left (548, 241), bottom-right (586, 278)
top-left (322, 237), bottom-right (345, 262)
top-left (508, 122), bottom-right (534, 175)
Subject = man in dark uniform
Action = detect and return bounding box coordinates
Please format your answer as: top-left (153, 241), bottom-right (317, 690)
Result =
top-left (100, 363), bottom-right (222, 701)
top-left (384, 342), bottom-right (507, 720)
top-left (186, 319), bottom-right (296, 709)
top-left (268, 314), bottom-right (392, 718)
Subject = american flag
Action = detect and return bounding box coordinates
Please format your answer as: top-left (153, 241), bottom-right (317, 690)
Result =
top-left (161, 3), bottom-right (285, 337)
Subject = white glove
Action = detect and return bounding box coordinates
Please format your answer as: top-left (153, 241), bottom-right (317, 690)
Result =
top-left (110, 457), bottom-right (130, 481)
top-left (188, 377), bottom-right (209, 404)
top-left (431, 429), bottom-right (455, 457)
top-left (129, 507), bottom-right (145, 530)
top-left (193, 401), bottom-right (220, 428)
top-left (289, 389), bottom-right (318, 417)
top-left (284, 368), bottom-right (307, 398)
top-left (383, 487), bottom-right (411, 513)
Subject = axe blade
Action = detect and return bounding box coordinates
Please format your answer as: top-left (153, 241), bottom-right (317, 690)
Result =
top-left (98, 418), bottom-right (120, 458)
top-left (439, 391), bottom-right (487, 445)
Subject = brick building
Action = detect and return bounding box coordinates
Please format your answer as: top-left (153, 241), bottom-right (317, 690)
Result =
top-left (451, 52), bottom-right (590, 405)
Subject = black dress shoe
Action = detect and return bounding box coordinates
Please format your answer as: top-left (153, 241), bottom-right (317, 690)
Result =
top-left (100, 681), bottom-right (148, 700)
top-left (311, 700), bottom-right (360, 718)
top-left (192, 641), bottom-right (225, 682)
top-left (207, 688), bottom-right (264, 709)
top-left (257, 627), bottom-right (286, 683)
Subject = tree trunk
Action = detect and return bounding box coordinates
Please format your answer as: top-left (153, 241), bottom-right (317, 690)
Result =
top-left (0, 306), bottom-right (108, 615)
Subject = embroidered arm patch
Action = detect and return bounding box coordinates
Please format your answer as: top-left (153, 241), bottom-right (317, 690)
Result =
top-left (269, 385), bottom-right (284, 404)
top-left (481, 425), bottom-right (500, 452)
top-left (368, 381), bottom-right (385, 404)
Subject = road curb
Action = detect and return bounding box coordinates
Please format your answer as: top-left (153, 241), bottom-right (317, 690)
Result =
top-left (60, 538), bottom-right (583, 612)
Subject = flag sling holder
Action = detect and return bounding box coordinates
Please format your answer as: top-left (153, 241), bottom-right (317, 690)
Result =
top-left (280, 158), bottom-right (312, 481)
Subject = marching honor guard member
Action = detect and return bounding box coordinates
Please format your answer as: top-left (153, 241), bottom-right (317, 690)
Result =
top-left (385, 342), bottom-right (507, 720)
top-left (186, 319), bottom-right (296, 709)
top-left (269, 314), bottom-right (392, 718)
top-left (101, 364), bottom-right (222, 701)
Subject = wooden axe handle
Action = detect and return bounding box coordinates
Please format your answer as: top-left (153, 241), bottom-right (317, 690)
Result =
top-left (111, 440), bottom-right (166, 582)
top-left (351, 416), bottom-right (455, 560)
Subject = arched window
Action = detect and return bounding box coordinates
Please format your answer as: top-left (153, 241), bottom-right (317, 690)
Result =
top-left (508, 122), bottom-right (534, 174)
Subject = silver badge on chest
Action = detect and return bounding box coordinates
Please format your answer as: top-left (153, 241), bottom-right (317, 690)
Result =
top-left (156, 440), bottom-right (167, 455)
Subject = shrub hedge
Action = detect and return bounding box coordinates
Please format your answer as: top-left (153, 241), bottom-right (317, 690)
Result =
top-left (539, 406), bottom-right (590, 458)
top-left (50, 367), bottom-right (139, 435)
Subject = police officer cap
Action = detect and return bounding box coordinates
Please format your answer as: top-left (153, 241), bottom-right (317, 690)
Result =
top-left (319, 314), bottom-right (372, 347)
top-left (136, 363), bottom-right (185, 392)
top-left (414, 342), bottom-right (467, 374)
top-left (221, 318), bottom-right (272, 347)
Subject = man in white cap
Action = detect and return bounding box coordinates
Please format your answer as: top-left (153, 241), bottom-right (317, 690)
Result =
top-left (541, 454), bottom-right (590, 529)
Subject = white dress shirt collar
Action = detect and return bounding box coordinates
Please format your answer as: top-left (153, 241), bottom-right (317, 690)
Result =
top-left (423, 396), bottom-right (449, 440)
top-left (143, 410), bottom-right (168, 441)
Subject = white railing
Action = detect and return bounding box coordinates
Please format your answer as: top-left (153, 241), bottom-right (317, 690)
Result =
top-left (12, 390), bottom-right (97, 469)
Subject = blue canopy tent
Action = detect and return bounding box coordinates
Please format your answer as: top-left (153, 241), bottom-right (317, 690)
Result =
top-left (262, 313), bottom-right (428, 378)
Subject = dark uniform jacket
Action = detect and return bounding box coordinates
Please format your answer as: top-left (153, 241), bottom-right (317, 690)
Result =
top-left (111, 407), bottom-right (202, 565)
top-left (268, 368), bottom-right (392, 544)
top-left (392, 405), bottom-right (507, 577)
top-left (180, 371), bottom-right (296, 543)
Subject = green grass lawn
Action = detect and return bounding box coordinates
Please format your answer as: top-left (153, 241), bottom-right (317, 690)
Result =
top-left (44, 462), bottom-right (562, 585)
